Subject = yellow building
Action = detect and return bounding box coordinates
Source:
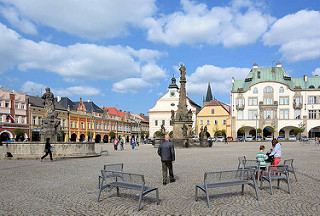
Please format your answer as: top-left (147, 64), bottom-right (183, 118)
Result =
top-left (196, 99), bottom-right (231, 138)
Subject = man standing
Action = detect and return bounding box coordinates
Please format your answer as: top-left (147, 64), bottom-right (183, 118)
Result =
top-left (158, 135), bottom-right (176, 185)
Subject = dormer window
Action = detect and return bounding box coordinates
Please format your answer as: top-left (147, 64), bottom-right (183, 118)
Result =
top-left (264, 86), bottom-right (273, 93)
top-left (257, 71), bottom-right (261, 79)
top-left (279, 87), bottom-right (284, 93)
top-left (253, 87), bottom-right (258, 93)
top-left (309, 85), bottom-right (315, 89)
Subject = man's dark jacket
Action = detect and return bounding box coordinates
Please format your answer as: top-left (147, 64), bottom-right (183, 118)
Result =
top-left (158, 140), bottom-right (175, 162)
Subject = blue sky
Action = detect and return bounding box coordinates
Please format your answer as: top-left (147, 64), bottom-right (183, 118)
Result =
top-left (0, 0), bottom-right (319, 114)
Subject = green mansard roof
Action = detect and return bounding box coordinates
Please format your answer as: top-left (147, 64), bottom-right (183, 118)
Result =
top-left (232, 63), bottom-right (320, 92)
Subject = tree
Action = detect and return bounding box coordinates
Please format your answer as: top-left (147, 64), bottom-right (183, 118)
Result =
top-left (269, 126), bottom-right (275, 138)
top-left (109, 131), bottom-right (116, 139)
top-left (154, 130), bottom-right (162, 137)
top-left (221, 129), bottom-right (227, 137)
top-left (14, 129), bottom-right (25, 141)
top-left (87, 131), bottom-right (94, 141)
top-left (213, 126), bottom-right (220, 137)
top-left (238, 126), bottom-right (247, 136)
top-left (294, 123), bottom-right (306, 139)
top-left (257, 128), bottom-right (262, 135)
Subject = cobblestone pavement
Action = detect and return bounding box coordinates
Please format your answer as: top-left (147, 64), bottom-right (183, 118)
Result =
top-left (0, 141), bottom-right (319, 215)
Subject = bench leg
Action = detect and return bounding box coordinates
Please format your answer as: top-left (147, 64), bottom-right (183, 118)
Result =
top-left (137, 191), bottom-right (143, 211)
top-left (205, 190), bottom-right (210, 208)
top-left (195, 186), bottom-right (198, 201)
top-left (292, 170), bottom-right (298, 182)
top-left (156, 189), bottom-right (160, 205)
top-left (116, 187), bottom-right (120, 196)
top-left (286, 174), bottom-right (291, 194)
top-left (97, 188), bottom-right (103, 202)
top-left (241, 184), bottom-right (244, 195)
top-left (269, 178), bottom-right (274, 195)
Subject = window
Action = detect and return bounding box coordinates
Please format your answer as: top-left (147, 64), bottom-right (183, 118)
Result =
top-left (200, 120), bottom-right (203, 125)
top-left (248, 110), bottom-right (257, 119)
top-left (207, 120), bottom-right (210, 125)
top-left (248, 97), bottom-right (258, 106)
top-left (253, 87), bottom-right (258, 93)
top-left (264, 110), bottom-right (273, 119)
top-left (33, 116), bottom-right (36, 125)
top-left (238, 111), bottom-right (243, 120)
top-left (223, 119), bottom-right (226, 125)
top-left (279, 96), bottom-right (289, 105)
top-left (211, 109), bottom-right (215, 114)
top-left (257, 71), bottom-right (261, 79)
top-left (21, 117), bottom-right (25, 124)
top-left (162, 120), bottom-right (165, 126)
top-left (75, 121), bottom-right (78, 128)
top-left (264, 97), bottom-right (273, 105)
top-left (155, 120), bottom-right (158, 126)
top-left (309, 96), bottom-right (317, 104)
top-left (214, 120), bottom-right (218, 125)
top-left (15, 116), bottom-right (19, 123)
top-left (309, 110), bottom-right (316, 119)
top-left (21, 103), bottom-right (25, 109)
top-left (0, 101), bottom-right (2, 107)
top-left (5, 101), bottom-right (9, 108)
top-left (71, 121), bottom-right (73, 128)
top-left (87, 123), bottom-right (89, 129)
top-left (236, 98), bottom-right (244, 105)
top-left (81, 122), bottom-right (84, 129)
top-left (279, 87), bottom-right (284, 93)
top-left (264, 86), bottom-right (273, 93)
top-left (295, 110), bottom-right (301, 119)
top-left (15, 103), bottom-right (19, 109)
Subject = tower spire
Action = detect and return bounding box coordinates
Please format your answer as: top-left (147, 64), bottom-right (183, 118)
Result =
top-left (205, 82), bottom-right (213, 102)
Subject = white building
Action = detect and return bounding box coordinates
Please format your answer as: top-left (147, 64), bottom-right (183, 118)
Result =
top-left (149, 76), bottom-right (201, 137)
top-left (231, 62), bottom-right (320, 139)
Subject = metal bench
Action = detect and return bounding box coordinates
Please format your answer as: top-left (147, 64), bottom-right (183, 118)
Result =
top-left (237, 156), bottom-right (246, 170)
top-left (97, 170), bottom-right (159, 211)
top-left (98, 163), bottom-right (124, 189)
top-left (100, 147), bottom-right (109, 156)
top-left (195, 169), bottom-right (259, 208)
top-left (260, 165), bottom-right (291, 195)
top-left (283, 159), bottom-right (298, 182)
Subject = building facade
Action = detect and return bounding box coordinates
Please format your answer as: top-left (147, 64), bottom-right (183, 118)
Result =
top-left (231, 62), bottom-right (320, 139)
top-left (148, 76), bottom-right (201, 137)
top-left (197, 99), bottom-right (231, 137)
top-left (0, 86), bottom-right (29, 142)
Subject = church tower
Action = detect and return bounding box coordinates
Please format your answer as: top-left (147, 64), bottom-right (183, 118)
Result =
top-left (203, 82), bottom-right (213, 106)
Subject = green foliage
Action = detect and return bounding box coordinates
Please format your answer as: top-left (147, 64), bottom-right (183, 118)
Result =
top-left (87, 131), bottom-right (93, 138)
top-left (154, 130), bottom-right (162, 137)
top-left (14, 129), bottom-right (25, 141)
top-left (257, 128), bottom-right (262, 134)
top-left (109, 131), bottom-right (116, 139)
top-left (238, 126), bottom-right (247, 135)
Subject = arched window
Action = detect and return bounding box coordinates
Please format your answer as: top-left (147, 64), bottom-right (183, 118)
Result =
top-left (264, 86), bottom-right (273, 93)
top-left (253, 87), bottom-right (258, 93)
top-left (309, 85), bottom-right (315, 89)
top-left (279, 87), bottom-right (284, 93)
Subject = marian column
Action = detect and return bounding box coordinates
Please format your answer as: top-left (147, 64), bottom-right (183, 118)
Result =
top-left (171, 64), bottom-right (193, 147)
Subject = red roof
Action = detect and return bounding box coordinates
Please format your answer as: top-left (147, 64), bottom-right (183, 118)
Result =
top-left (103, 107), bottom-right (125, 118)
top-left (205, 99), bottom-right (230, 114)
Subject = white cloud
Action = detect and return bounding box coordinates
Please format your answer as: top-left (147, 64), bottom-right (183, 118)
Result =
top-left (0, 0), bottom-right (156, 40)
top-left (312, 68), bottom-right (320, 76)
top-left (112, 78), bottom-right (151, 93)
top-left (187, 65), bottom-right (249, 96)
top-left (0, 6), bottom-right (37, 34)
top-left (263, 10), bottom-right (320, 62)
top-left (21, 81), bottom-right (100, 96)
top-left (0, 23), bottom-right (164, 81)
top-left (21, 81), bottom-right (46, 95)
top-left (112, 63), bottom-right (167, 93)
top-left (56, 86), bottom-right (100, 96)
top-left (145, 0), bottom-right (274, 47)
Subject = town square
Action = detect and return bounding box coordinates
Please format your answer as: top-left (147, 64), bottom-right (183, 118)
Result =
top-left (0, 0), bottom-right (320, 215)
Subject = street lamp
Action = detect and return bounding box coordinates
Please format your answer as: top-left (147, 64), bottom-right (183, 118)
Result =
top-left (255, 113), bottom-right (258, 139)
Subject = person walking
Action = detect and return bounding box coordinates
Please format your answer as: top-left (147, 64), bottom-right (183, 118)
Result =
top-left (157, 135), bottom-right (176, 185)
top-left (113, 138), bottom-right (119, 151)
top-left (131, 138), bottom-right (136, 150)
top-left (41, 138), bottom-right (53, 161)
top-left (269, 139), bottom-right (281, 165)
top-left (120, 139), bottom-right (124, 150)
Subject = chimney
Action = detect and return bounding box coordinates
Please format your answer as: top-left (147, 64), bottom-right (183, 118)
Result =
top-left (57, 95), bottom-right (61, 102)
top-left (232, 77), bottom-right (235, 85)
top-left (304, 75), bottom-right (308, 82)
top-left (253, 62), bottom-right (258, 69)
top-left (276, 61), bottom-right (282, 68)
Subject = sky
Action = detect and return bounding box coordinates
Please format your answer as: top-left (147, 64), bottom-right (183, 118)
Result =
top-left (0, 0), bottom-right (319, 115)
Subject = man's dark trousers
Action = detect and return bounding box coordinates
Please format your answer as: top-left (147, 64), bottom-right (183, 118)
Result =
top-left (162, 161), bottom-right (174, 183)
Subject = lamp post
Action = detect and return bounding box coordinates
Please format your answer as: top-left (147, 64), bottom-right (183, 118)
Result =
top-left (255, 113), bottom-right (258, 139)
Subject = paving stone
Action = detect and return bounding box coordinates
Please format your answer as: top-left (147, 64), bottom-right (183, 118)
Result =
top-left (0, 141), bottom-right (319, 215)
